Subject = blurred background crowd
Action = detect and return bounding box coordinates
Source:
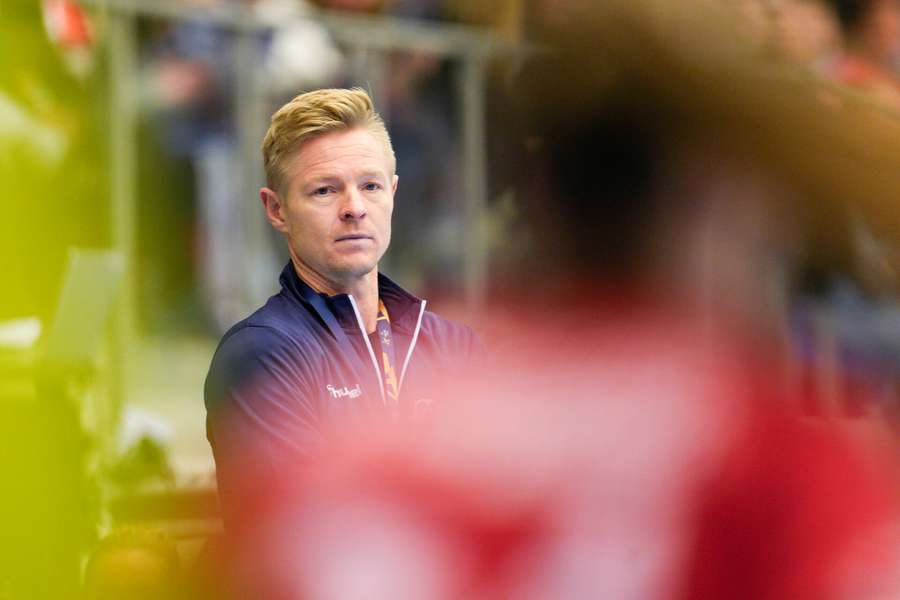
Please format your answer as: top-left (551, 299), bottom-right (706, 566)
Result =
top-left (2, 0), bottom-right (900, 598)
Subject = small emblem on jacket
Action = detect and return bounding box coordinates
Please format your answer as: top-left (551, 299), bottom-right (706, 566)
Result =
top-left (414, 397), bottom-right (432, 418)
top-left (327, 384), bottom-right (362, 399)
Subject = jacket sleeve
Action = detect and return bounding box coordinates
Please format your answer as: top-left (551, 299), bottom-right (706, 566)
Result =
top-left (204, 325), bottom-right (321, 532)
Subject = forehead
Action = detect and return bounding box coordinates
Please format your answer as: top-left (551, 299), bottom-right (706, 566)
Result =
top-left (287, 128), bottom-right (391, 183)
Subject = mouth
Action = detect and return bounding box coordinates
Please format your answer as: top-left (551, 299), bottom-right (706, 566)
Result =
top-left (335, 234), bottom-right (373, 242)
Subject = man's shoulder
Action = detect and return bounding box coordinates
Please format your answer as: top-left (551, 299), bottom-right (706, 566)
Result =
top-left (418, 309), bottom-right (482, 356)
top-left (215, 320), bottom-right (294, 363)
top-left (217, 293), bottom-right (319, 353)
top-left (419, 309), bottom-right (474, 337)
top-left (205, 294), bottom-right (324, 391)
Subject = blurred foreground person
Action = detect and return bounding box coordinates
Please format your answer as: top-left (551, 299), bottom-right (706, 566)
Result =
top-left (0, 3), bottom-right (108, 599)
top-left (224, 4), bottom-right (900, 599)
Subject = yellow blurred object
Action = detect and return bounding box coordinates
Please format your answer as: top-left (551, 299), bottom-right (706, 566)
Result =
top-left (0, 3), bottom-right (112, 598)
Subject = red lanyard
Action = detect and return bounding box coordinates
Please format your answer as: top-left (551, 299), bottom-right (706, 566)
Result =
top-left (376, 299), bottom-right (399, 406)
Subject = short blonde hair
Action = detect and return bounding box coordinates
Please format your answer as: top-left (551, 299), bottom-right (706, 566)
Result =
top-left (262, 87), bottom-right (395, 192)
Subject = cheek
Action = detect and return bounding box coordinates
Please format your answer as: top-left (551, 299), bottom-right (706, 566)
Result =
top-left (383, 205), bottom-right (394, 238)
top-left (285, 211), bottom-right (308, 240)
top-left (286, 209), bottom-right (325, 252)
top-left (375, 199), bottom-right (394, 229)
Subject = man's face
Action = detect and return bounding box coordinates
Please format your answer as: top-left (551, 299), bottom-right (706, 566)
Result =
top-left (262, 127), bottom-right (397, 288)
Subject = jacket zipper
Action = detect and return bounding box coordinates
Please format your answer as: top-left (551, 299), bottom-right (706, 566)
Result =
top-left (347, 294), bottom-right (386, 406)
top-left (399, 300), bottom-right (426, 391)
top-left (346, 295), bottom-right (427, 406)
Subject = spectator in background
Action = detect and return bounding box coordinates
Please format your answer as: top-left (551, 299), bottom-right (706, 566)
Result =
top-left (307, 0), bottom-right (389, 11)
top-left (717, 0), bottom-right (900, 423)
top-left (771, 0), bottom-right (900, 421)
top-left (140, 6), bottom-right (245, 333)
top-left (769, 0), bottom-right (842, 67)
top-left (377, 50), bottom-right (463, 297)
top-left (732, 0), bottom-right (774, 47)
top-left (719, 1), bottom-right (840, 68)
top-left (822, 0), bottom-right (900, 103)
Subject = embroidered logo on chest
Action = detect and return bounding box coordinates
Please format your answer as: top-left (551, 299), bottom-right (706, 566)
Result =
top-left (326, 384), bottom-right (363, 399)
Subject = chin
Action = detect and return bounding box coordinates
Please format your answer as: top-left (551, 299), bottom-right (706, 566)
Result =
top-left (331, 259), bottom-right (378, 279)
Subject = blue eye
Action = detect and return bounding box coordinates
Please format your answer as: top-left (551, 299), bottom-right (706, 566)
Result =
top-left (363, 182), bottom-right (382, 191)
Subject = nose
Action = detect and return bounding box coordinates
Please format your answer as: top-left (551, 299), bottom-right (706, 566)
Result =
top-left (339, 188), bottom-right (367, 221)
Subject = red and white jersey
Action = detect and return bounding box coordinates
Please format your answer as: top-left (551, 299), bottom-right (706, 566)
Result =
top-left (228, 309), bottom-right (900, 600)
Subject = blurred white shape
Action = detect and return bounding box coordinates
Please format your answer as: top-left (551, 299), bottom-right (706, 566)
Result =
top-left (257, 1), bottom-right (346, 94)
top-left (0, 317), bottom-right (42, 349)
top-left (264, 500), bottom-right (460, 600)
top-left (119, 406), bottom-right (175, 453)
top-left (0, 91), bottom-right (68, 166)
top-left (254, 0), bottom-right (315, 22)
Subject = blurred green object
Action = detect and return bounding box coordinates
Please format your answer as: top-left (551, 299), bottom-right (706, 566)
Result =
top-left (0, 249), bottom-right (123, 599)
top-left (1, 2), bottom-right (113, 596)
top-left (0, 0), bottom-right (109, 323)
top-left (41, 250), bottom-right (124, 374)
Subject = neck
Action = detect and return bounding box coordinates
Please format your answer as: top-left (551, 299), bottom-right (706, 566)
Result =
top-left (292, 259), bottom-right (380, 333)
top-left (346, 274), bottom-right (380, 334)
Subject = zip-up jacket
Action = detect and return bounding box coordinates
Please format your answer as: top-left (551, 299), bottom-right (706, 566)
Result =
top-left (204, 262), bottom-right (481, 528)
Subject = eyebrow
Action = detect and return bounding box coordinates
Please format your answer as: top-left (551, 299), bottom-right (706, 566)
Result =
top-left (301, 176), bottom-right (340, 190)
top-left (300, 172), bottom-right (387, 193)
top-left (356, 170), bottom-right (388, 181)
top-left (302, 168), bottom-right (387, 182)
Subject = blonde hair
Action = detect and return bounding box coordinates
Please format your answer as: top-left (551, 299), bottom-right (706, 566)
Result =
top-left (262, 87), bottom-right (395, 192)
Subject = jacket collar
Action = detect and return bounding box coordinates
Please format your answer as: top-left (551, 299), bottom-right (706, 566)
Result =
top-left (278, 262), bottom-right (424, 335)
top-left (376, 272), bottom-right (423, 332)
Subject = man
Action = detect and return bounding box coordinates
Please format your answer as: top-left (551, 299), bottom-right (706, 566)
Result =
top-left (204, 88), bottom-right (481, 531)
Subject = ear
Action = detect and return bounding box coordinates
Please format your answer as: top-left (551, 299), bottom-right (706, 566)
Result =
top-left (391, 174), bottom-right (399, 195)
top-left (260, 187), bottom-right (288, 233)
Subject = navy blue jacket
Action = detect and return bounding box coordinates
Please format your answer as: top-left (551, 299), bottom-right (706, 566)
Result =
top-left (205, 263), bottom-right (481, 526)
